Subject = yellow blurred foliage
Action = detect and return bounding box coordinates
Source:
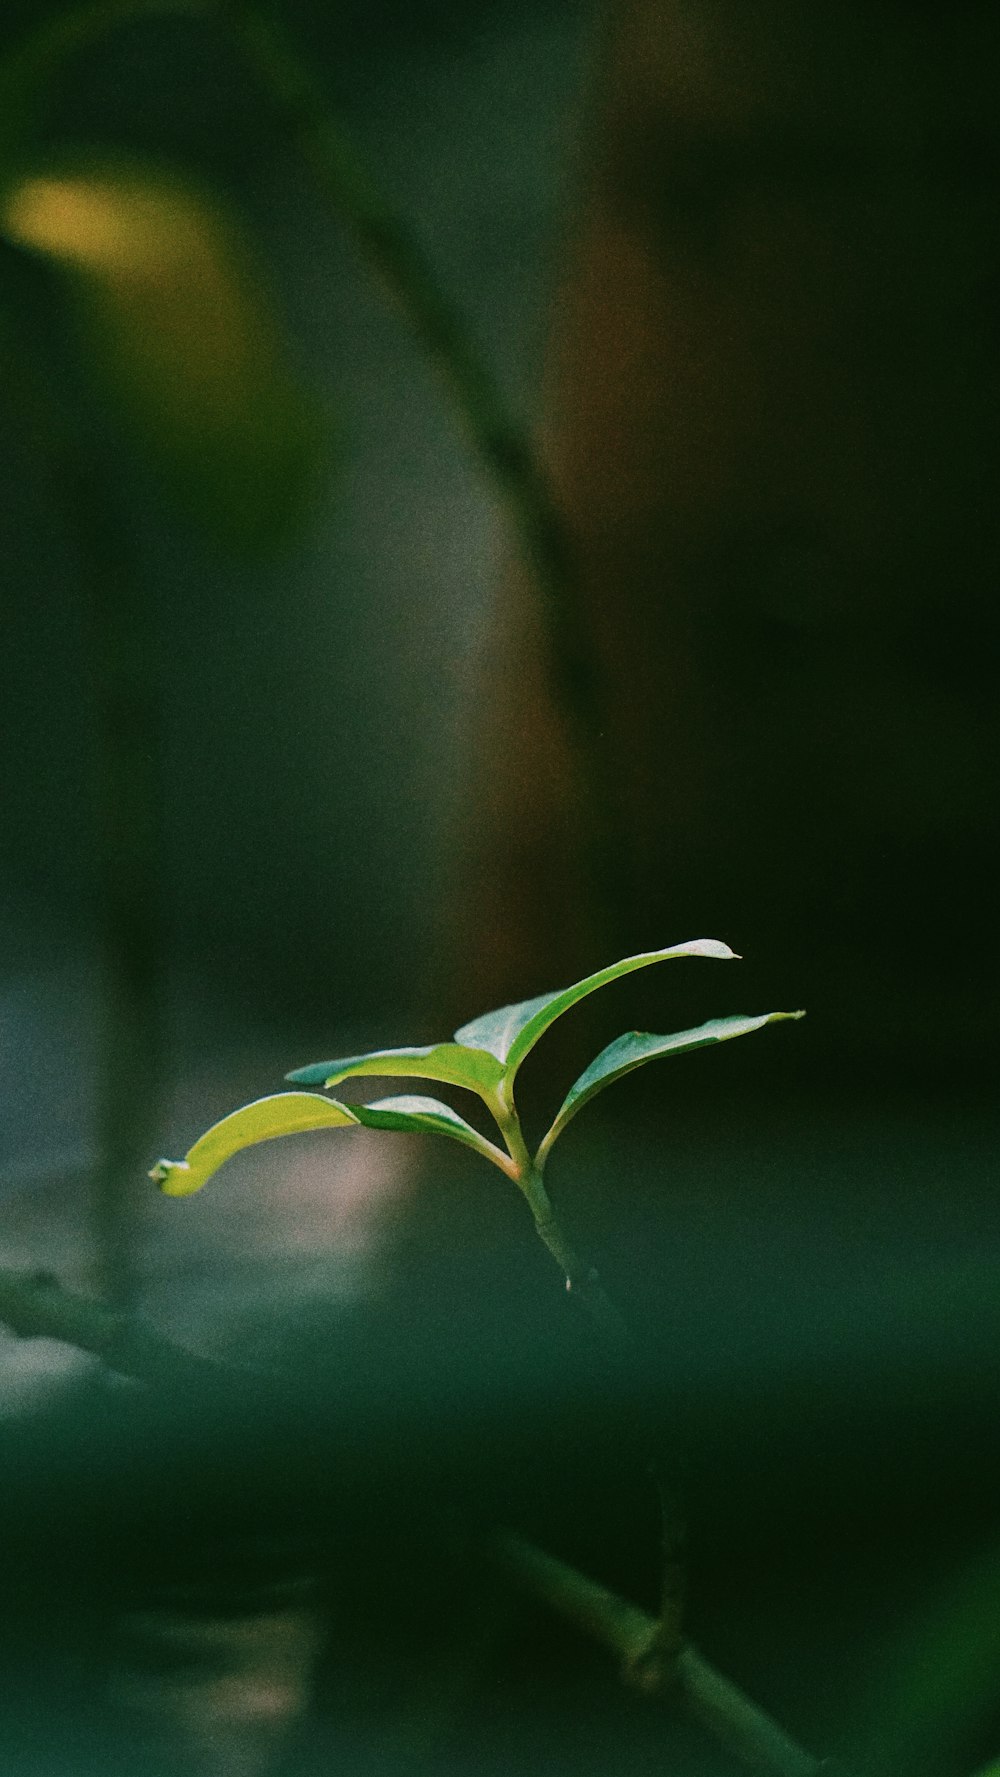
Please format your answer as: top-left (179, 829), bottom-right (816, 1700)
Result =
top-left (2, 163), bottom-right (321, 544)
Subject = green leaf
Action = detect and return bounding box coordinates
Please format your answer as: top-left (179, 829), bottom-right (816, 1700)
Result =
top-left (286, 1042), bottom-right (505, 1099)
top-left (454, 991), bottom-right (556, 1064)
top-left (537, 1012), bottom-right (804, 1164)
top-left (351, 1095), bottom-right (514, 1174)
top-left (150, 1091), bottom-right (357, 1197)
top-left (455, 940), bottom-right (738, 1072)
top-left (1, 156), bottom-right (322, 550)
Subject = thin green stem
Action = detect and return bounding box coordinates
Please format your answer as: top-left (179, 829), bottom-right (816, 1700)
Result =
top-left (492, 1071), bottom-right (679, 1644)
top-left (534, 1117), bottom-right (561, 1176)
top-left (518, 1159), bottom-right (629, 1348)
top-left (521, 1137), bottom-right (686, 1661)
top-left (478, 1141), bottom-right (523, 1182)
top-left (489, 1084), bottom-right (534, 1175)
top-left (491, 1528), bottom-right (658, 1672)
top-left (488, 1082), bottom-right (630, 1345)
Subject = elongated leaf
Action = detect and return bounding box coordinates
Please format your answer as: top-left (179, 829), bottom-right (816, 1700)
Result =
top-left (456, 940), bottom-right (737, 1072)
top-left (286, 1042), bottom-right (505, 1099)
top-left (537, 1012), bottom-right (804, 1163)
top-left (351, 1095), bottom-right (514, 1174)
top-left (150, 1092), bottom-right (357, 1197)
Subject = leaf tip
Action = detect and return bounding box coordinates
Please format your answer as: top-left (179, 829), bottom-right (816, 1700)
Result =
top-left (149, 1158), bottom-right (196, 1196)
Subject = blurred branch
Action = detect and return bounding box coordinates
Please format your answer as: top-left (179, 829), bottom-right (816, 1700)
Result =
top-left (222, 1), bottom-right (626, 938)
top-left (0, 1264), bottom-right (230, 1389)
top-left (492, 1527), bottom-right (658, 1670)
top-left (491, 1531), bottom-right (835, 1777)
top-left (222, 6), bottom-right (586, 677)
top-left (514, 1155), bottom-right (688, 1683)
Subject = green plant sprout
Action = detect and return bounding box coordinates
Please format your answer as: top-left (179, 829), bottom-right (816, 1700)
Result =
top-left (142, 938), bottom-right (814, 1768)
top-left (150, 939), bottom-right (803, 1332)
top-left (0, 927), bottom-right (822, 1777)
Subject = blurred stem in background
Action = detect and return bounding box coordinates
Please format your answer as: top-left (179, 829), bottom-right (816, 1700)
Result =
top-left (0, 314), bottom-right (160, 1309)
top-left (70, 419), bottom-right (161, 1312)
top-left (222, 0), bottom-right (626, 946)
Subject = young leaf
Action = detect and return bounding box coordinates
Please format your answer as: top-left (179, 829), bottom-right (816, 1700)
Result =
top-left (150, 1092), bottom-right (358, 1197)
top-left (456, 940), bottom-right (738, 1074)
top-left (454, 992), bottom-right (557, 1064)
top-left (286, 1042), bottom-right (505, 1099)
top-left (351, 1095), bottom-right (515, 1175)
top-left (536, 1012), bottom-right (804, 1166)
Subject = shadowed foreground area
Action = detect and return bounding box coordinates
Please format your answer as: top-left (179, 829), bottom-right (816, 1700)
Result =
top-left (4, 1070), bottom-right (1000, 1774)
top-left (3, 1), bottom-right (999, 1772)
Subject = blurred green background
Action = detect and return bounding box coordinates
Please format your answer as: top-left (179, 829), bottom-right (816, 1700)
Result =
top-left (2, 3), bottom-right (1000, 1774)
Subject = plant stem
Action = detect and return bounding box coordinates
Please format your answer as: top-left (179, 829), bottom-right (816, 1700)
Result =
top-left (492, 1528), bottom-right (658, 1669)
top-left (492, 1531), bottom-right (830, 1777)
top-left (0, 1266), bottom-right (862, 1777)
top-left (0, 1264), bottom-right (232, 1390)
top-left (518, 1160), bottom-right (629, 1348)
top-left (491, 1083), bottom-right (631, 1347)
top-left (514, 1142), bottom-right (687, 1683)
top-left (520, 1137), bottom-right (688, 1626)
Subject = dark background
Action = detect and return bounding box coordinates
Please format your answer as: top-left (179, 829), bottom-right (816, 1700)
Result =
top-left (2, 3), bottom-right (999, 1774)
